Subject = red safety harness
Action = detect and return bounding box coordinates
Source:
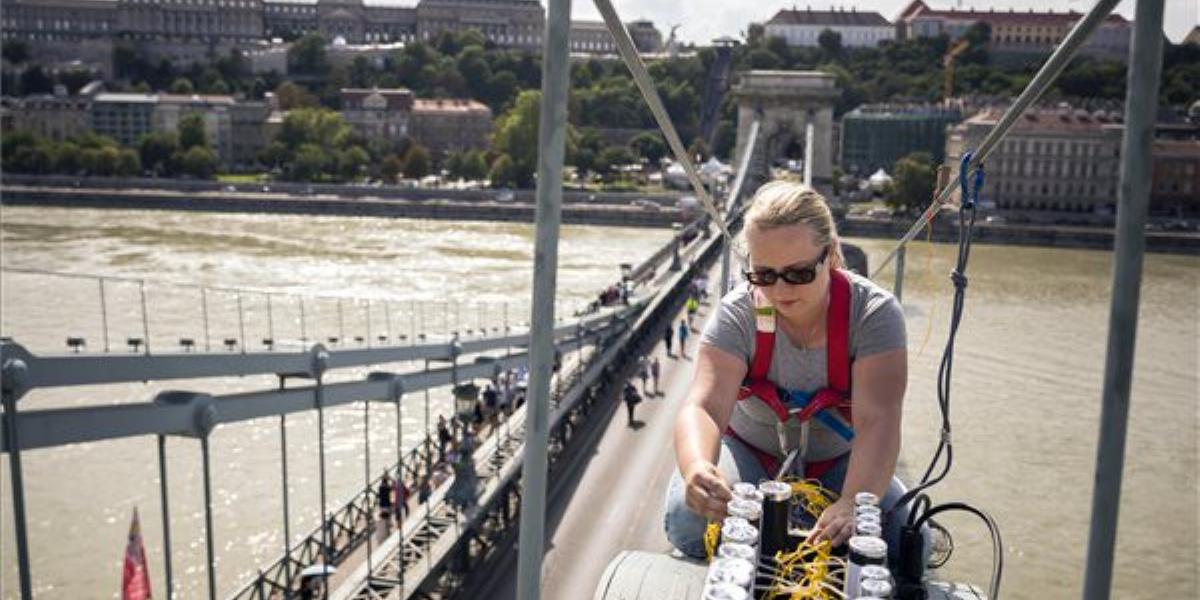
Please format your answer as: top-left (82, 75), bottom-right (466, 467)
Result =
top-left (726, 268), bottom-right (853, 479)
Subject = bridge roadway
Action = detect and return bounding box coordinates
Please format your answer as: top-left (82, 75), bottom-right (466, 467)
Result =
top-left (464, 291), bottom-right (713, 599)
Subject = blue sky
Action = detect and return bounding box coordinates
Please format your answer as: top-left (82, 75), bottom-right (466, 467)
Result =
top-left (564, 0), bottom-right (1197, 45)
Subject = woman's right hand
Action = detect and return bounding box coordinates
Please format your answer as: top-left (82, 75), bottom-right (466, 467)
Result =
top-left (683, 460), bottom-right (733, 520)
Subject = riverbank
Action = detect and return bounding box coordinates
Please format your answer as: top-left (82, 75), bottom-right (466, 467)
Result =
top-left (3, 179), bottom-right (1197, 254)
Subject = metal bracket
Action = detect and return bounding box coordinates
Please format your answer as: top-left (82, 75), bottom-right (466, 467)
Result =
top-left (367, 371), bottom-right (405, 404)
top-left (1, 342), bottom-right (33, 403)
top-left (153, 390), bottom-right (217, 439)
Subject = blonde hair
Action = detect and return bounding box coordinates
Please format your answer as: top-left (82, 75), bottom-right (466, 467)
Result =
top-left (739, 180), bottom-right (844, 270)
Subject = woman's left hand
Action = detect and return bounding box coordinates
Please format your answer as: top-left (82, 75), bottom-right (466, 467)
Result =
top-left (807, 497), bottom-right (855, 547)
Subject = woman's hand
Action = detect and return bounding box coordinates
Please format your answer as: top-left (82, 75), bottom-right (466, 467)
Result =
top-left (682, 460), bottom-right (733, 521)
top-left (807, 497), bottom-right (855, 547)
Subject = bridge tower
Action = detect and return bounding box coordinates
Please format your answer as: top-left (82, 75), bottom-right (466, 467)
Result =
top-left (733, 70), bottom-right (839, 196)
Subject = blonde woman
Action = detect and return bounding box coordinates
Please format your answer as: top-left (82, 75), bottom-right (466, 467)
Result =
top-left (665, 181), bottom-right (925, 571)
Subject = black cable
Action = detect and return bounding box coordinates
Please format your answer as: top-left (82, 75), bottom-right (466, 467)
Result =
top-left (912, 502), bottom-right (1003, 600)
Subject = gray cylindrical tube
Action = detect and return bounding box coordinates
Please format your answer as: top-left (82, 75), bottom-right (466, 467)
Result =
top-left (854, 491), bottom-right (880, 507)
top-left (717, 542), bottom-right (757, 562)
top-left (705, 557), bottom-right (754, 589)
top-left (727, 498), bottom-right (762, 523)
top-left (721, 517), bottom-right (759, 547)
top-left (855, 519), bottom-right (882, 538)
top-left (859, 577), bottom-right (894, 598)
top-left (732, 482), bottom-right (765, 504)
top-left (845, 535), bottom-right (888, 600)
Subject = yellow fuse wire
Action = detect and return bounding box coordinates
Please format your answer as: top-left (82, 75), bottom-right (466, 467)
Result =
top-left (704, 520), bottom-right (721, 562)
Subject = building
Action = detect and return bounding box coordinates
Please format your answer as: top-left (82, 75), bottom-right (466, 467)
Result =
top-left (896, 1), bottom-right (1131, 62)
top-left (763, 7), bottom-right (894, 48)
top-left (839, 104), bottom-right (961, 175)
top-left (416, 0), bottom-right (544, 50)
top-left (946, 106), bottom-right (1124, 220)
top-left (90, 92), bottom-right (159, 147)
top-left (570, 21), bottom-right (616, 54)
top-left (155, 94), bottom-right (238, 165)
top-left (408, 98), bottom-right (492, 156)
top-left (340, 87), bottom-right (414, 143)
top-left (231, 100), bottom-right (270, 168)
top-left (116, 0), bottom-right (265, 44)
top-left (1151, 139), bottom-right (1200, 217)
top-left (0, 0), bottom-right (117, 42)
top-left (2, 88), bottom-right (92, 141)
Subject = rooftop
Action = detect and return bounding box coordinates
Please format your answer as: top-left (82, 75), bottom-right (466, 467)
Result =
top-left (964, 106), bottom-right (1125, 133)
top-left (412, 98), bottom-right (491, 115)
top-left (898, 0), bottom-right (1129, 26)
top-left (766, 7), bottom-right (890, 28)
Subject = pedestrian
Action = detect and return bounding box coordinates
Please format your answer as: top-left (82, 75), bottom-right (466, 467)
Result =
top-left (677, 319), bottom-right (690, 356)
top-left (663, 324), bottom-right (674, 356)
top-left (395, 475), bottom-right (410, 521)
top-left (637, 356), bottom-right (650, 395)
top-left (377, 473), bottom-right (394, 521)
top-left (417, 475), bottom-right (432, 505)
top-left (686, 295), bottom-right (700, 326)
top-left (483, 383), bottom-right (498, 425)
top-left (437, 415), bottom-right (452, 460)
top-left (623, 382), bottom-right (642, 424)
top-left (650, 356), bottom-right (661, 395)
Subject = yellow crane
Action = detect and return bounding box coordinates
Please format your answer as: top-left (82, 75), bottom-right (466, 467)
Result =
top-left (943, 38), bottom-right (970, 105)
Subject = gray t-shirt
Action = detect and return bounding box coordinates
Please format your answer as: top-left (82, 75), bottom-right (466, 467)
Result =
top-left (700, 270), bottom-right (906, 462)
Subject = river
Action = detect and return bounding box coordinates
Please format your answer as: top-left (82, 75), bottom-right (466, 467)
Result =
top-left (1, 206), bottom-right (1196, 598)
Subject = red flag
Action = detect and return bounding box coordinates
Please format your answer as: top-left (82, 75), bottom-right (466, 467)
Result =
top-left (122, 507), bottom-right (153, 600)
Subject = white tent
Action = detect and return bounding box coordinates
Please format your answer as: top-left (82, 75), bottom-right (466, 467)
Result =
top-left (868, 168), bottom-right (893, 191)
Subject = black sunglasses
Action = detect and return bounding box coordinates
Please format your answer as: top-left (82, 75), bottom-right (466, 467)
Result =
top-left (744, 246), bottom-right (830, 286)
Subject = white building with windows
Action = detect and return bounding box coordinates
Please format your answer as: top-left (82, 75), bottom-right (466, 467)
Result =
top-left (763, 7), bottom-right (894, 48)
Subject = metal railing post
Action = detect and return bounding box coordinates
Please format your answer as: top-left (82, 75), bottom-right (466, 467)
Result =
top-left (2, 389), bottom-right (34, 599)
top-left (266, 293), bottom-right (274, 348)
top-left (316, 374), bottom-right (330, 571)
top-left (1082, 0), bottom-right (1165, 597)
top-left (201, 287), bottom-right (211, 352)
top-left (894, 245), bottom-right (906, 303)
top-left (299, 296), bottom-right (307, 344)
top-left (200, 435), bottom-right (217, 600)
top-left (516, 0), bottom-right (571, 595)
top-left (279, 382), bottom-right (293, 585)
top-left (237, 293), bottom-right (247, 354)
top-left (337, 299), bottom-right (345, 345)
top-left (139, 279), bottom-right (151, 355)
top-left (395, 391), bottom-right (405, 595)
top-left (364, 400), bottom-right (373, 572)
top-left (99, 278), bottom-right (111, 352)
top-left (157, 434), bottom-right (175, 599)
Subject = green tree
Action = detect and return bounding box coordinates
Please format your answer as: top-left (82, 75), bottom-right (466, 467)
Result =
top-left (491, 90), bottom-right (576, 188)
top-left (53, 142), bottom-right (83, 174)
top-left (629, 132), bottom-right (667, 164)
top-left (139, 131), bottom-right (179, 175)
top-left (747, 48), bottom-right (782, 70)
top-left (336, 145), bottom-right (369, 181)
top-left (170, 77), bottom-right (195, 94)
top-left (278, 108), bottom-right (350, 152)
top-left (178, 113), bottom-right (208, 150)
top-left (488, 153), bottom-right (517, 188)
top-left (274, 81), bottom-right (318, 110)
top-left (818, 29), bottom-right (842, 56)
top-left (19, 65), bottom-right (53, 95)
top-left (461, 151), bottom-right (489, 181)
top-left (177, 145), bottom-right (218, 179)
top-left (444, 151), bottom-right (466, 179)
top-left (687, 137), bottom-right (709, 162)
top-left (2, 40), bottom-right (30, 65)
top-left (403, 145), bottom-right (431, 179)
top-left (288, 33), bottom-right (329, 76)
top-left (593, 146), bottom-right (635, 180)
top-left (288, 143), bottom-right (327, 181)
top-left (116, 149), bottom-right (142, 176)
top-left (380, 153), bottom-right (405, 183)
top-left (887, 152), bottom-right (936, 214)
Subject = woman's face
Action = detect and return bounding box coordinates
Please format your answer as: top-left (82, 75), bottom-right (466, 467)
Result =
top-left (744, 223), bottom-right (831, 320)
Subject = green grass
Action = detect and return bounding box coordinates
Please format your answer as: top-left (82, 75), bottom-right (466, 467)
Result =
top-left (216, 173), bottom-right (268, 183)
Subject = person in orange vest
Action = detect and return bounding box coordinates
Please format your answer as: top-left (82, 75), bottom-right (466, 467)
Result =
top-left (664, 181), bottom-right (926, 574)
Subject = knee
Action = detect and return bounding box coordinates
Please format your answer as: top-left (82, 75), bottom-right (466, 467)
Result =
top-left (663, 473), bottom-right (708, 559)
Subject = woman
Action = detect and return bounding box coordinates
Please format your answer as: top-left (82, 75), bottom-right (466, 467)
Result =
top-left (665, 181), bottom-right (924, 571)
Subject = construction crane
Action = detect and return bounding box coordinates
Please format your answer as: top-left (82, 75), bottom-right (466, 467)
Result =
top-left (943, 38), bottom-right (970, 105)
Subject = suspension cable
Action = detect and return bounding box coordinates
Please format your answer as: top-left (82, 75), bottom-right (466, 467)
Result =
top-left (593, 0), bottom-right (732, 241)
top-left (870, 0), bottom-right (1122, 279)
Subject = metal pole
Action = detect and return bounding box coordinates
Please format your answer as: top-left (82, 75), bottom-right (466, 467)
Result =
top-left (157, 435), bottom-right (175, 599)
top-left (803, 118), bottom-right (814, 189)
top-left (337, 299), bottom-right (345, 344)
top-left (395, 395), bottom-right (405, 595)
top-left (365, 300), bottom-right (372, 348)
top-left (139, 279), bottom-right (151, 355)
top-left (385, 301), bottom-right (392, 345)
top-left (299, 297), bottom-right (307, 344)
top-left (99, 278), bottom-right (111, 352)
top-left (364, 400), bottom-right (373, 571)
top-left (1082, 0), bottom-right (1165, 597)
top-left (200, 436), bottom-right (217, 600)
top-left (266, 293), bottom-right (274, 348)
top-left (279, 411), bottom-right (293, 584)
top-left (894, 246), bottom-right (906, 303)
top-left (237, 293), bottom-right (247, 354)
top-left (201, 287), bottom-right (211, 352)
top-left (2, 391), bottom-right (33, 599)
top-left (516, 0), bottom-right (570, 595)
top-left (316, 376), bottom-right (330, 568)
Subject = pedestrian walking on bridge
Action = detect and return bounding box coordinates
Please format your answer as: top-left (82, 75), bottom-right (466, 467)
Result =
top-left (677, 319), bottom-right (690, 357)
top-left (663, 324), bottom-right (674, 356)
top-left (623, 382), bottom-right (642, 424)
top-left (650, 357), bottom-right (661, 395)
